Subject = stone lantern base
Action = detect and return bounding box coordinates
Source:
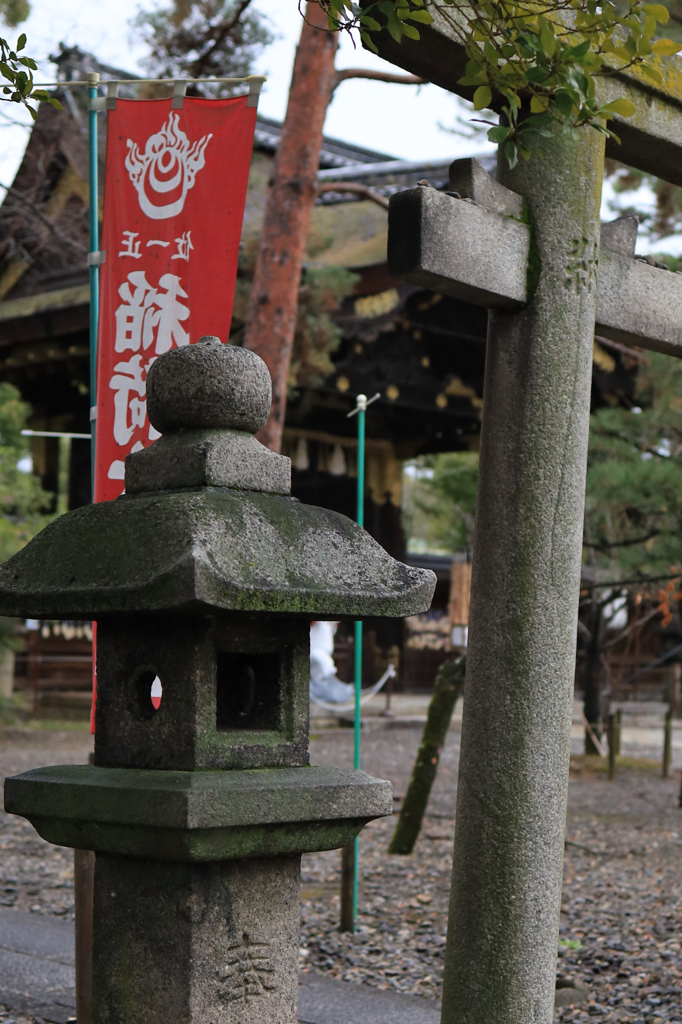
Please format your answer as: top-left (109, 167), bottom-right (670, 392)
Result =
top-left (93, 854), bottom-right (300, 1024)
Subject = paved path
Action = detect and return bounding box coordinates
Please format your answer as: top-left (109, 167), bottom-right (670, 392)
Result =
top-left (0, 906), bottom-right (440, 1024)
top-left (0, 907), bottom-right (75, 1023)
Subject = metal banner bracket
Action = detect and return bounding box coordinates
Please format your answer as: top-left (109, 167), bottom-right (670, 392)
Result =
top-left (89, 82), bottom-right (119, 112)
top-left (247, 76), bottom-right (265, 108)
top-left (172, 81), bottom-right (188, 109)
top-left (87, 251), bottom-right (107, 267)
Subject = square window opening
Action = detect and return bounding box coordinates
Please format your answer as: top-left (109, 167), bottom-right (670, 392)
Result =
top-left (216, 652), bottom-right (282, 731)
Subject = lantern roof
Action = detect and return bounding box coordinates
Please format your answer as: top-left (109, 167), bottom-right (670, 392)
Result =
top-left (0, 338), bottom-right (435, 620)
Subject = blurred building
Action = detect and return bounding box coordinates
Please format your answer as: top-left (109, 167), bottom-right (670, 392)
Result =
top-left (0, 47), bottom-right (636, 698)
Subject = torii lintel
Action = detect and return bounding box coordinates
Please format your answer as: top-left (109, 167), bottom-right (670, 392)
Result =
top-left (389, 160), bottom-right (682, 358)
top-left (366, 9), bottom-right (682, 187)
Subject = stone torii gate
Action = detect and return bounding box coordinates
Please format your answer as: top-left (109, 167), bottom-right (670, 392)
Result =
top-left (372, 20), bottom-right (682, 1024)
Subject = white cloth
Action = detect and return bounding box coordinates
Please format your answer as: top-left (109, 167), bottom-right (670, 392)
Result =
top-left (309, 621), bottom-right (354, 704)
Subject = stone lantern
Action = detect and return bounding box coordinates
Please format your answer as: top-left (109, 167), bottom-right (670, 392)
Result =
top-left (2, 337), bottom-right (435, 1024)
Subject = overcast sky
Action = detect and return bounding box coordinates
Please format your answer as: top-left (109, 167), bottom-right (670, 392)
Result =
top-left (0, 1), bottom-right (678, 255)
top-left (0, 0), bottom-right (494, 185)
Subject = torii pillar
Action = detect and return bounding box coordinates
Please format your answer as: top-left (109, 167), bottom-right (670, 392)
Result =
top-left (372, 18), bottom-right (682, 1024)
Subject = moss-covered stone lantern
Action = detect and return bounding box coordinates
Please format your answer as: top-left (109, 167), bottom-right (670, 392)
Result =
top-left (2, 336), bottom-right (435, 1024)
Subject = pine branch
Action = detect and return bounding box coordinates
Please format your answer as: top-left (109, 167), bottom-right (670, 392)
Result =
top-left (591, 425), bottom-right (675, 460)
top-left (333, 68), bottom-right (426, 91)
top-left (581, 572), bottom-right (679, 591)
top-left (584, 529), bottom-right (661, 551)
top-left (187, 0), bottom-right (256, 78)
top-left (0, 182), bottom-right (88, 255)
top-left (602, 606), bottom-right (660, 649)
top-left (316, 181), bottom-right (389, 209)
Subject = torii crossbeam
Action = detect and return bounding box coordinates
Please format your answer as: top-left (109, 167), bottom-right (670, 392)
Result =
top-left (370, 21), bottom-right (682, 1024)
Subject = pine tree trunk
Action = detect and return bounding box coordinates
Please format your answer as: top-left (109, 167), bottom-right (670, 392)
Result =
top-left (388, 656), bottom-right (466, 855)
top-left (243, 3), bottom-right (338, 452)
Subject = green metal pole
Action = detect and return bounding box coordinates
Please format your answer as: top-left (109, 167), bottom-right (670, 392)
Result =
top-left (87, 72), bottom-right (100, 501)
top-left (352, 396), bottom-right (367, 929)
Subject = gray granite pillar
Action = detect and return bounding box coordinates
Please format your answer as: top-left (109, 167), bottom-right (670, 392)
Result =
top-left (442, 124), bottom-right (605, 1024)
top-left (93, 855), bottom-right (300, 1024)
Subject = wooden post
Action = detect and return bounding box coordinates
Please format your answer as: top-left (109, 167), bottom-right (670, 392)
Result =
top-left (663, 710), bottom-right (672, 779)
top-left (615, 707), bottom-right (622, 755)
top-left (74, 848), bottom-right (95, 1024)
top-left (339, 842), bottom-right (356, 932)
top-left (607, 714), bottom-right (616, 781)
top-left (670, 662), bottom-right (681, 719)
top-left (389, 656), bottom-right (465, 855)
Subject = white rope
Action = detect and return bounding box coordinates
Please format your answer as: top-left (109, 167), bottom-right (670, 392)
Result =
top-left (309, 663), bottom-right (396, 712)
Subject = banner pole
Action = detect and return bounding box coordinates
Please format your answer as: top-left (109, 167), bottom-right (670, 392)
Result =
top-left (77, 72), bottom-right (102, 1024)
top-left (343, 391), bottom-right (380, 932)
top-left (87, 71), bottom-right (100, 499)
top-left (352, 399), bottom-right (365, 930)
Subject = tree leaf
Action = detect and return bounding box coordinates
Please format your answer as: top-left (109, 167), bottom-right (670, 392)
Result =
top-left (640, 62), bottom-right (663, 83)
top-left (487, 124), bottom-right (511, 143)
top-left (409, 10), bottom-right (433, 23)
top-left (539, 18), bottom-right (556, 57)
top-left (504, 140), bottom-right (519, 169)
top-left (652, 38), bottom-right (682, 54)
top-left (359, 30), bottom-right (379, 53)
top-left (401, 22), bottom-right (420, 39)
top-left (642, 3), bottom-right (669, 23)
top-left (602, 97), bottom-right (637, 117)
top-left (554, 90), bottom-right (575, 116)
top-left (473, 84), bottom-right (492, 110)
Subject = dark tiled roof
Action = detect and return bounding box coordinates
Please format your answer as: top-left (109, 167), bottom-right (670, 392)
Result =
top-left (315, 154), bottom-right (496, 205)
top-left (253, 115), bottom-right (395, 169)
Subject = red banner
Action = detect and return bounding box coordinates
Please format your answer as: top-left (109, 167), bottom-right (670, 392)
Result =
top-left (94, 95), bottom-right (256, 501)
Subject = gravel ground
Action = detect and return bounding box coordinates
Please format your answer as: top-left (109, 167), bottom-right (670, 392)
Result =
top-left (302, 725), bottom-right (682, 1023)
top-left (1, 723), bottom-right (682, 1023)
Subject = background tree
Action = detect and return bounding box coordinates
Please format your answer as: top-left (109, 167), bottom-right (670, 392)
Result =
top-left (401, 350), bottom-right (682, 753)
top-left (578, 350), bottom-right (682, 747)
top-left (0, 381), bottom-right (52, 564)
top-left (131, 0), bottom-right (272, 92)
top-left (402, 451), bottom-right (479, 555)
top-left (0, 0), bottom-right (29, 27)
top-left (243, 3), bottom-right (425, 452)
top-left (130, 1), bottom-right (393, 441)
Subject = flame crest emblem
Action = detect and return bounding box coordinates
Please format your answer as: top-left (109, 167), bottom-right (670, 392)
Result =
top-left (125, 112), bottom-right (213, 220)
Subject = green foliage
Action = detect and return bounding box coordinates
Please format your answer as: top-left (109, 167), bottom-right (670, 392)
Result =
top-left (403, 451), bottom-right (479, 554)
top-left (0, 31), bottom-right (61, 117)
top-left (290, 267), bottom-right (359, 390)
top-left (0, 382), bottom-right (53, 566)
top-left (0, 383), bottom-right (53, 652)
top-left (604, 159), bottom-right (682, 246)
top-left (131, 0), bottom-right (272, 91)
top-left (586, 351), bottom-right (682, 583)
top-left (0, 0), bottom-right (30, 27)
top-left (311, 0), bottom-right (681, 166)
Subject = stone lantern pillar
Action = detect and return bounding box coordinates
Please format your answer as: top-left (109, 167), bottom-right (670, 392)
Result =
top-left (2, 337), bottom-right (435, 1024)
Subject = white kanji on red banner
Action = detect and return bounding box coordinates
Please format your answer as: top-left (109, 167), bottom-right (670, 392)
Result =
top-left (114, 270), bottom-right (190, 354)
top-left (96, 95), bottom-right (257, 502)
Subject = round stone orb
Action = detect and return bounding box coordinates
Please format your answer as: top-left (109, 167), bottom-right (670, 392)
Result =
top-left (146, 336), bottom-right (272, 434)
